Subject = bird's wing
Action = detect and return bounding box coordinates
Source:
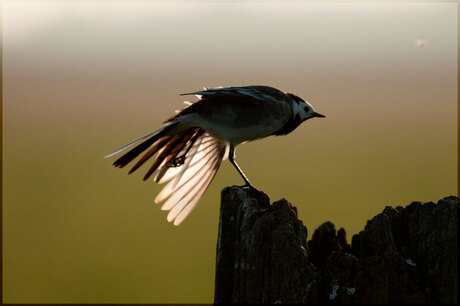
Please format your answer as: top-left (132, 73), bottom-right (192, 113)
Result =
top-left (154, 133), bottom-right (228, 225)
top-left (180, 85), bottom-right (287, 103)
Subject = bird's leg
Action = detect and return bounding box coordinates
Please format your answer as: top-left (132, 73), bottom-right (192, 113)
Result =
top-left (229, 145), bottom-right (257, 190)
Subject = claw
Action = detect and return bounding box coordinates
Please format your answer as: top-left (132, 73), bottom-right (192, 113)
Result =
top-left (238, 183), bottom-right (259, 192)
top-left (171, 155), bottom-right (185, 167)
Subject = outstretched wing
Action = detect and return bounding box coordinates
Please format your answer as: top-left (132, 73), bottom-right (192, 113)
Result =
top-left (154, 133), bottom-right (229, 225)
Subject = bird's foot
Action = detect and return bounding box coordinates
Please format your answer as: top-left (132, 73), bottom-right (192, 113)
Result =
top-left (171, 155), bottom-right (185, 167)
top-left (238, 183), bottom-right (259, 192)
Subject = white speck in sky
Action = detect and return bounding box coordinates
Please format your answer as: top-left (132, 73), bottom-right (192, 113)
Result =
top-left (415, 39), bottom-right (428, 48)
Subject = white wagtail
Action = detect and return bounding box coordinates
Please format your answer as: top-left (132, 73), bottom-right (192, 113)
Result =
top-left (105, 85), bottom-right (325, 225)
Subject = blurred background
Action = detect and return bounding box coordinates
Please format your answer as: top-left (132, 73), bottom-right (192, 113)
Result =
top-left (3, 0), bottom-right (457, 303)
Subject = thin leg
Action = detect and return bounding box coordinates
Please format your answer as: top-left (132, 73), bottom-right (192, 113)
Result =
top-left (229, 145), bottom-right (255, 189)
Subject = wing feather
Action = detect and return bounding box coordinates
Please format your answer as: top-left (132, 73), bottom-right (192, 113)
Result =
top-left (154, 142), bottom-right (218, 185)
top-left (158, 156), bottom-right (210, 207)
top-left (163, 153), bottom-right (218, 214)
top-left (154, 136), bottom-right (222, 202)
top-left (153, 135), bottom-right (220, 185)
top-left (173, 152), bottom-right (223, 225)
top-left (167, 152), bottom-right (221, 225)
top-left (170, 132), bottom-right (205, 188)
top-left (154, 133), bottom-right (227, 225)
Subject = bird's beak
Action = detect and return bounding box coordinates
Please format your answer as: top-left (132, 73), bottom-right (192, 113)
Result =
top-left (312, 112), bottom-right (326, 118)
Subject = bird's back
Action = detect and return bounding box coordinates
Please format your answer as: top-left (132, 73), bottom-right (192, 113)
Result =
top-left (171, 86), bottom-right (292, 144)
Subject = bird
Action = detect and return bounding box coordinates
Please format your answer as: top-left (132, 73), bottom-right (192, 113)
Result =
top-left (105, 85), bottom-right (325, 225)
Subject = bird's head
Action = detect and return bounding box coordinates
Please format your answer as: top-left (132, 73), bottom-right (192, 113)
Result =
top-left (289, 93), bottom-right (325, 121)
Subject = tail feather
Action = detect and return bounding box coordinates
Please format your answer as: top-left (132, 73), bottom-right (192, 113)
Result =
top-left (127, 135), bottom-right (172, 175)
top-left (111, 121), bottom-right (180, 168)
top-left (105, 121), bottom-right (179, 159)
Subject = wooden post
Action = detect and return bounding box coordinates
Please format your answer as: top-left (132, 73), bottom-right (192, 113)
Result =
top-left (214, 186), bottom-right (316, 303)
top-left (214, 186), bottom-right (458, 304)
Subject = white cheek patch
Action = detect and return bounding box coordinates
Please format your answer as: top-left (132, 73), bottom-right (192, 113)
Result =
top-left (292, 100), bottom-right (316, 121)
top-left (292, 101), bottom-right (309, 119)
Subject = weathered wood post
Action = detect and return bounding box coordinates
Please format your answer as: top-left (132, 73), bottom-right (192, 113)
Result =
top-left (214, 186), bottom-right (458, 304)
top-left (214, 186), bottom-right (317, 303)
